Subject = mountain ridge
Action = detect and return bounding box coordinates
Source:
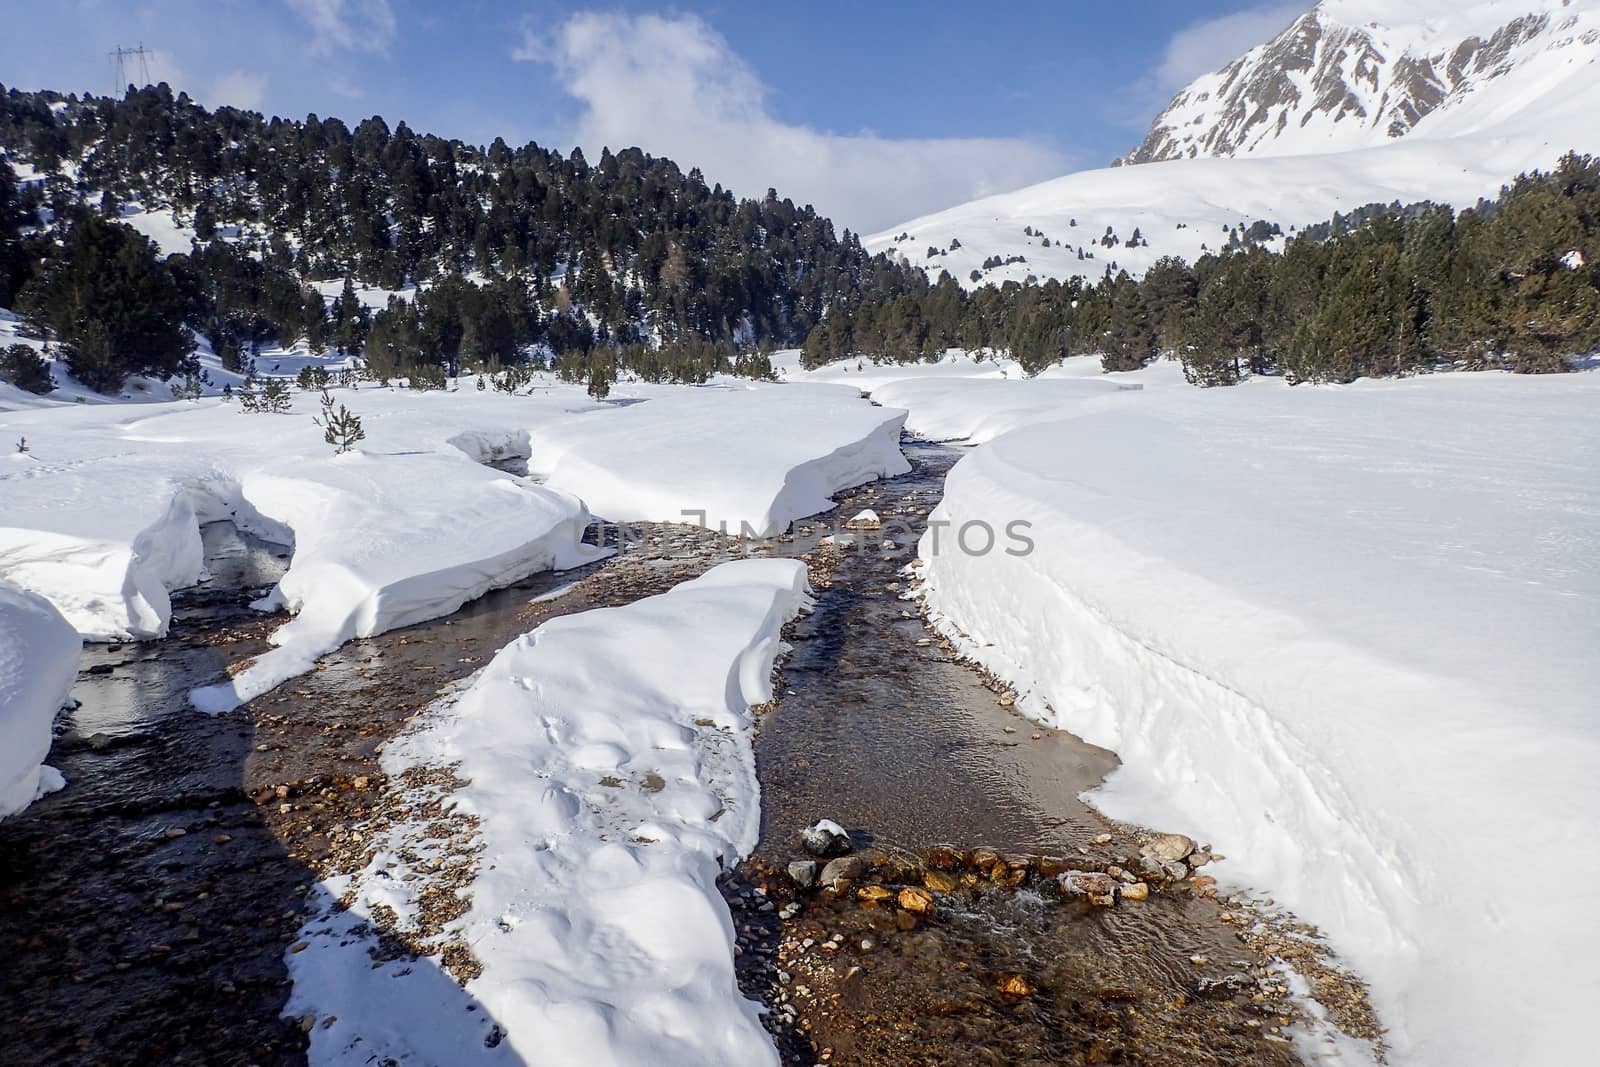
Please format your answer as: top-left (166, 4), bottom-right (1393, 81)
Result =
top-left (1120, 0), bottom-right (1600, 165)
top-left (869, 0), bottom-right (1600, 287)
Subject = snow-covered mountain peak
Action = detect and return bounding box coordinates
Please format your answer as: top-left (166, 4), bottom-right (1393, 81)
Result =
top-left (1120, 0), bottom-right (1600, 164)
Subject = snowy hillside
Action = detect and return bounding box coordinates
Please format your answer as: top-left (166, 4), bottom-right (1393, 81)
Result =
top-left (870, 0), bottom-right (1600, 287)
top-left (1122, 0), bottom-right (1600, 163)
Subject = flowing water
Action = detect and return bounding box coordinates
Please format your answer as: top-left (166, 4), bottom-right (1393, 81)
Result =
top-left (0, 438), bottom-right (1330, 1066)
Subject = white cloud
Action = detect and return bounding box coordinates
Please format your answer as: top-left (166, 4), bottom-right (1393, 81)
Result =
top-left (1155, 4), bottom-right (1305, 92)
top-left (515, 12), bottom-right (1067, 234)
top-left (286, 0), bottom-right (396, 55)
top-left (209, 70), bottom-right (269, 112)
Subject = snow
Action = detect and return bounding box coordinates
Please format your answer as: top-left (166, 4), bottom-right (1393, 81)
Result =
top-left (0, 450), bottom-right (204, 639)
top-left (870, 374), bottom-right (1143, 443)
top-left (528, 383), bottom-right (910, 536)
top-left (286, 558), bottom-right (810, 1066)
top-left (0, 308), bottom-right (360, 410)
top-left (1139, 1), bottom-right (1600, 162)
top-left (0, 579), bottom-right (80, 818)
top-left (909, 363), bottom-right (1600, 1066)
top-left (311, 277), bottom-right (415, 312)
top-left (117, 203), bottom-right (196, 257)
top-left (2, 378), bottom-right (909, 711)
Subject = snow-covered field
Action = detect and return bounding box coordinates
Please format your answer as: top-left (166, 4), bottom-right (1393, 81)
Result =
top-left (286, 558), bottom-right (809, 1066)
top-left (852, 357), bottom-right (1600, 1066)
top-left (0, 378), bottom-right (905, 712)
top-left (0, 580), bottom-right (80, 819)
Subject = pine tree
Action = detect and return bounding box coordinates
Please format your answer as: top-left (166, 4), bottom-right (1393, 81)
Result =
top-left (313, 389), bottom-right (365, 454)
top-left (16, 211), bottom-right (194, 392)
top-left (0, 344), bottom-right (53, 394)
top-left (259, 377), bottom-right (292, 412)
top-left (1100, 272), bottom-right (1155, 372)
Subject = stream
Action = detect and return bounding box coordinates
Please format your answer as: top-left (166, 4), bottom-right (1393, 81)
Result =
top-left (0, 438), bottom-right (1364, 1066)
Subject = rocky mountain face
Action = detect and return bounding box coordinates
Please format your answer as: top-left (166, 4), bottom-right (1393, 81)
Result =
top-left (1120, 0), bottom-right (1600, 164)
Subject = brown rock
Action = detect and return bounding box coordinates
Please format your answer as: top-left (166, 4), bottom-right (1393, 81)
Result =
top-left (819, 855), bottom-right (867, 892)
top-left (1121, 882), bottom-right (1150, 901)
top-left (897, 887), bottom-right (934, 914)
top-left (997, 974), bottom-right (1036, 997)
top-left (924, 844), bottom-right (964, 871)
top-left (922, 870), bottom-right (958, 893)
top-left (1035, 855), bottom-right (1073, 878)
top-left (1058, 870), bottom-right (1118, 907)
top-left (856, 884), bottom-right (894, 904)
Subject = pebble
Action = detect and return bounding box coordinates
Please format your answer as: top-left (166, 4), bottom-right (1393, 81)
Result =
top-left (1092, 832), bottom-right (1113, 845)
top-left (1121, 882), bottom-right (1150, 901)
top-left (997, 974), bottom-right (1036, 996)
top-left (787, 860), bottom-right (819, 889)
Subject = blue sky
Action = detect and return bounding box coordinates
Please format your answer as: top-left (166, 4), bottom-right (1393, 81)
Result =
top-left (3, 0), bottom-right (1306, 231)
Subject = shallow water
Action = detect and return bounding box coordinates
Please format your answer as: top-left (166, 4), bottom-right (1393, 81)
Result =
top-left (756, 442), bottom-right (1119, 857)
top-left (737, 443), bottom-right (1303, 1066)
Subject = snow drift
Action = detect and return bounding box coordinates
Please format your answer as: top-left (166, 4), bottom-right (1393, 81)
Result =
top-left (287, 558), bottom-right (810, 1066)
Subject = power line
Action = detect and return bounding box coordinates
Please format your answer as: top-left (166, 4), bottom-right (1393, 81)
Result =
top-left (109, 43), bottom-right (154, 97)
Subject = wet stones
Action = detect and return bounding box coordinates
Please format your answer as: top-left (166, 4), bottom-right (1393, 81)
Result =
top-left (800, 818), bottom-right (853, 858)
top-left (1057, 870), bottom-right (1118, 907)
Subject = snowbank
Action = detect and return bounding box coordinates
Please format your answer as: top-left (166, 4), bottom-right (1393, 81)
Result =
top-left (916, 369), bottom-right (1600, 1065)
top-left (529, 383), bottom-right (910, 535)
top-left (0, 453), bottom-right (204, 639)
top-left (287, 558), bottom-right (810, 1066)
top-left (190, 453), bottom-right (592, 713)
top-left (0, 580), bottom-right (80, 818)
